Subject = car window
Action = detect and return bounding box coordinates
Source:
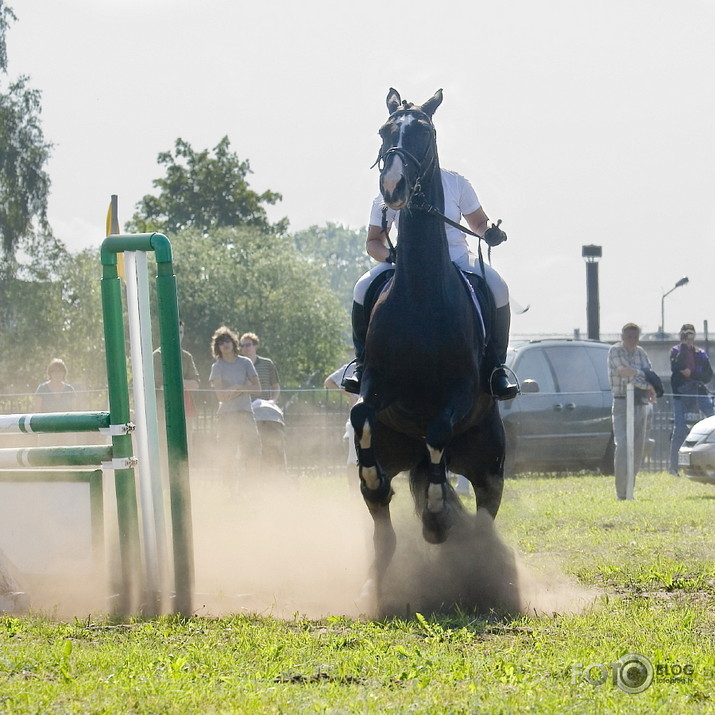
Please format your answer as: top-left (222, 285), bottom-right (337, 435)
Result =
top-left (514, 348), bottom-right (556, 392)
top-left (585, 346), bottom-right (612, 390)
top-left (544, 346), bottom-right (601, 393)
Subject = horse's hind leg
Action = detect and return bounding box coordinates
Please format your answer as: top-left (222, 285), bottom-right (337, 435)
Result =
top-left (350, 401), bottom-right (396, 607)
top-left (421, 448), bottom-right (456, 544)
top-left (418, 399), bottom-right (471, 543)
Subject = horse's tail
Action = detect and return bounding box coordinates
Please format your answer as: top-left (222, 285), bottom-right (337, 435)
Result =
top-left (409, 453), bottom-right (465, 518)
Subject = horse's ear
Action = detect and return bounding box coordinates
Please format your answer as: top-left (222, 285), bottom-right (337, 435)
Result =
top-left (386, 88), bottom-right (402, 114)
top-left (420, 89), bottom-right (443, 117)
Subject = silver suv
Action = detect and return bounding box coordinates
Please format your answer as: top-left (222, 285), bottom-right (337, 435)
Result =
top-left (500, 339), bottom-right (614, 476)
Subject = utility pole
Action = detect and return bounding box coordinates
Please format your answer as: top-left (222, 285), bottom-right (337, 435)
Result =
top-left (582, 245), bottom-right (602, 341)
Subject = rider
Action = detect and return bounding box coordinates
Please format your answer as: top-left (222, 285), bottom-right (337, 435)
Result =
top-left (343, 168), bottom-right (518, 400)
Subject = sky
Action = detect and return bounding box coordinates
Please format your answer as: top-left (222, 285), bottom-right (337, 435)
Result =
top-left (6, 0), bottom-right (715, 339)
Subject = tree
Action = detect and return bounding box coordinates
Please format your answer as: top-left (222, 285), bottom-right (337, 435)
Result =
top-left (0, 2), bottom-right (53, 263)
top-left (128, 137), bottom-right (288, 236)
top-left (0, 1), bottom-right (14, 72)
top-left (165, 226), bottom-right (347, 387)
top-left (292, 222), bottom-right (372, 312)
top-left (0, 247), bottom-right (104, 400)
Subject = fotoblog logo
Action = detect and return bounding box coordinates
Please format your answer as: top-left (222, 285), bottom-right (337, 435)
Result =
top-left (571, 653), bottom-right (654, 694)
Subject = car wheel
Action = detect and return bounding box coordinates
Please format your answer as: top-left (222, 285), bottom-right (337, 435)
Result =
top-left (600, 435), bottom-right (615, 475)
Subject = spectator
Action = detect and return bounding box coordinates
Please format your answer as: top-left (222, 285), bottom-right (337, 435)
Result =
top-left (209, 327), bottom-right (261, 471)
top-left (239, 332), bottom-right (280, 402)
top-left (608, 323), bottom-right (656, 500)
top-left (325, 363), bottom-right (359, 492)
top-left (34, 359), bottom-right (75, 413)
top-left (153, 320), bottom-right (200, 438)
top-left (669, 323), bottom-right (714, 474)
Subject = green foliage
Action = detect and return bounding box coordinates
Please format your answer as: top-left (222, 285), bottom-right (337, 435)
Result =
top-left (0, 247), bottom-right (105, 399)
top-left (0, 1), bottom-right (53, 262)
top-left (127, 137), bottom-right (287, 236)
top-left (291, 222), bottom-right (372, 311)
top-left (168, 226), bottom-right (347, 387)
top-left (0, 1), bottom-right (16, 73)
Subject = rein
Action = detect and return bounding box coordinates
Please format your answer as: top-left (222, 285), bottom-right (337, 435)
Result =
top-left (376, 161), bottom-right (492, 276)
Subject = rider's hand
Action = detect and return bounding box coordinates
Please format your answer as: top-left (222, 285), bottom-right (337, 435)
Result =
top-left (385, 246), bottom-right (397, 264)
top-left (483, 220), bottom-right (507, 247)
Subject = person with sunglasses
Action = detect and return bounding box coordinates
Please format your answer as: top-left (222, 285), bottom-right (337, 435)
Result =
top-left (238, 333), bottom-right (280, 402)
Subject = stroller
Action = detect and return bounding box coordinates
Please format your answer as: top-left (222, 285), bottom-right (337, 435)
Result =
top-left (251, 399), bottom-right (287, 471)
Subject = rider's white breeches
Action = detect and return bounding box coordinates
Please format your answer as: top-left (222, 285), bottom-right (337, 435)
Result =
top-left (353, 253), bottom-right (509, 308)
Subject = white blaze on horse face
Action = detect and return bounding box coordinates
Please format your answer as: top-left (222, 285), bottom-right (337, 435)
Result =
top-left (381, 154), bottom-right (405, 202)
top-left (381, 115), bottom-right (414, 206)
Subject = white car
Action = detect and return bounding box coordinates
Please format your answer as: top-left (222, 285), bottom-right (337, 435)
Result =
top-left (678, 415), bottom-right (715, 484)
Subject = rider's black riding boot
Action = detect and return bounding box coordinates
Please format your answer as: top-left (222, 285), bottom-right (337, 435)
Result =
top-left (343, 301), bottom-right (367, 395)
top-left (489, 304), bottom-right (519, 401)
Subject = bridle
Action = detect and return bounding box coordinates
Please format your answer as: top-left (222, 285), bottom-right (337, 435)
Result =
top-left (372, 108), bottom-right (489, 263)
top-left (372, 109), bottom-right (438, 211)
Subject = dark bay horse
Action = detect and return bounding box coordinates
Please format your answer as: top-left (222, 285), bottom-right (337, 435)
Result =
top-left (350, 88), bottom-right (505, 604)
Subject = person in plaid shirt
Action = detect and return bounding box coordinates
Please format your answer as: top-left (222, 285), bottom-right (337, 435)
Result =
top-left (608, 323), bottom-right (656, 500)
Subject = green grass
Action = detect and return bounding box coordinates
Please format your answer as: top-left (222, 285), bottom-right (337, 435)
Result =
top-left (2, 471), bottom-right (715, 713)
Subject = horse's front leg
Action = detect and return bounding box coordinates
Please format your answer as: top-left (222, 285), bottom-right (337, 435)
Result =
top-left (350, 400), bottom-right (395, 609)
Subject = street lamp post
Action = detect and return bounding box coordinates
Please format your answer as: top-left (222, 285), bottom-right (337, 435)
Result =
top-left (582, 245), bottom-right (602, 340)
top-left (660, 276), bottom-right (689, 338)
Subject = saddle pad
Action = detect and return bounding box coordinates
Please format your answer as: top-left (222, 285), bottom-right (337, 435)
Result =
top-left (457, 270), bottom-right (486, 340)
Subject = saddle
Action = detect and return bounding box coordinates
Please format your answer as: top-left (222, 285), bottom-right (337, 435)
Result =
top-left (362, 265), bottom-right (493, 351)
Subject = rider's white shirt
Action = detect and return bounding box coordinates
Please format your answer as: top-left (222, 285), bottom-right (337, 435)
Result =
top-left (369, 169), bottom-right (481, 263)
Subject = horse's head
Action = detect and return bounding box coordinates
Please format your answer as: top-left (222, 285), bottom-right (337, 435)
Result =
top-left (377, 88), bottom-right (443, 210)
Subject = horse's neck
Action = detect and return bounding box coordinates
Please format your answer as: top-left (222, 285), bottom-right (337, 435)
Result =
top-left (394, 166), bottom-right (453, 295)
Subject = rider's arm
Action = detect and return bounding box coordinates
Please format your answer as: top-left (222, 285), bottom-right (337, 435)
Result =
top-left (366, 224), bottom-right (392, 262)
top-left (464, 207), bottom-right (490, 238)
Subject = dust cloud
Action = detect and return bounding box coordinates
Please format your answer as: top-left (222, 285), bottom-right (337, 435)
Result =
top-left (190, 471), bottom-right (598, 619)
top-left (1, 465), bottom-right (598, 620)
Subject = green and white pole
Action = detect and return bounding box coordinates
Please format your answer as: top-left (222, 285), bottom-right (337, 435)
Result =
top-left (101, 248), bottom-right (142, 614)
top-left (124, 249), bottom-right (167, 611)
top-left (101, 233), bottom-right (194, 616)
top-left (0, 412), bottom-right (111, 434)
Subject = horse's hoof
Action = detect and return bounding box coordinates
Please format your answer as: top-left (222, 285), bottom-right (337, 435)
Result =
top-left (356, 578), bottom-right (378, 615)
top-left (421, 506), bottom-right (451, 544)
top-left (422, 525), bottom-right (448, 544)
